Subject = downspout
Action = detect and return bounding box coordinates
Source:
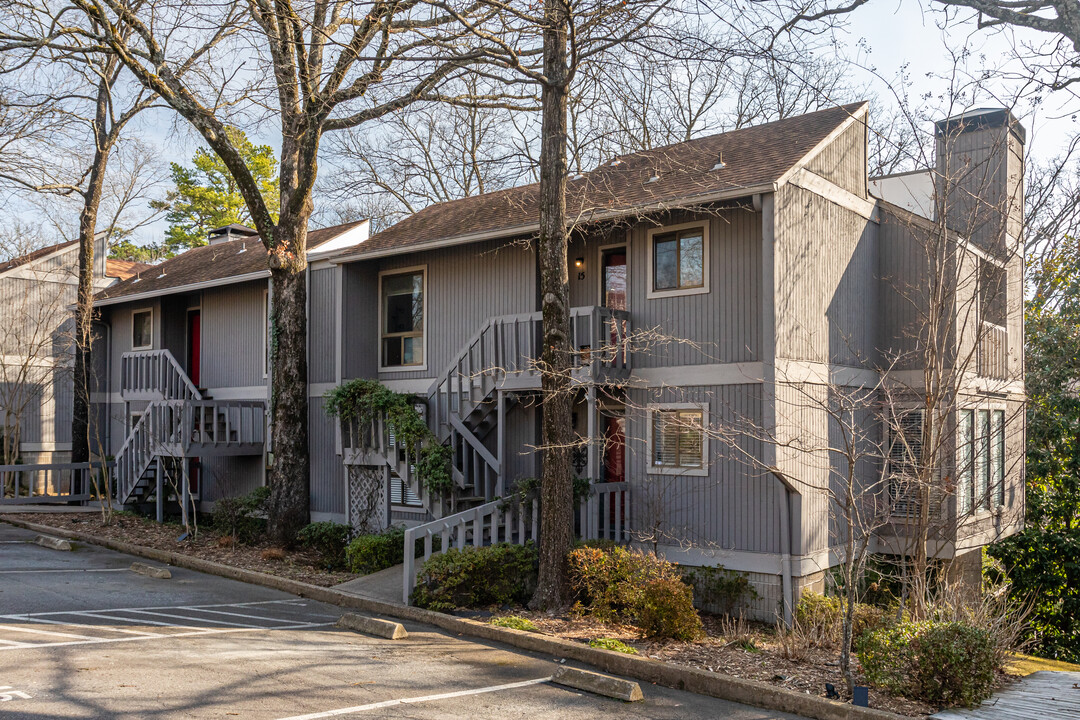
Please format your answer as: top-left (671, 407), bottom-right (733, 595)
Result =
top-left (771, 469), bottom-right (797, 628)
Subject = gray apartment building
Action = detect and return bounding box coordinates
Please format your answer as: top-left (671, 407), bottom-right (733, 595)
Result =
top-left (85, 102), bottom-right (1026, 621)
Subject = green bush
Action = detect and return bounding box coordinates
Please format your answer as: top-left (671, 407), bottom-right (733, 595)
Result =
top-left (567, 545), bottom-right (680, 621)
top-left (857, 621), bottom-right (999, 707)
top-left (683, 565), bottom-right (758, 615)
top-left (567, 545), bottom-right (703, 641)
top-left (589, 637), bottom-right (638, 654)
top-left (489, 615), bottom-right (539, 632)
top-left (637, 577), bottom-right (705, 641)
top-left (297, 522), bottom-right (353, 570)
top-left (411, 543), bottom-right (538, 612)
top-left (211, 486), bottom-right (271, 544)
top-left (346, 526), bottom-right (406, 575)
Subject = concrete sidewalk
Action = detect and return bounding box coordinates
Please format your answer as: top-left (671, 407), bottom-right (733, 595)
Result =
top-left (333, 563), bottom-right (405, 605)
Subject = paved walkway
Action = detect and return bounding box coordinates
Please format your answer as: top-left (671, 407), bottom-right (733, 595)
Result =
top-left (933, 671), bottom-right (1080, 720)
top-left (333, 564), bottom-right (405, 605)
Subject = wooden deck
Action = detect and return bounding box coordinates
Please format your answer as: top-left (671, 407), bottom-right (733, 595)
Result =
top-left (933, 671), bottom-right (1080, 720)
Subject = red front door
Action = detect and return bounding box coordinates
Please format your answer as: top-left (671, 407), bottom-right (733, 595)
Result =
top-left (603, 416), bottom-right (625, 483)
top-left (187, 310), bottom-right (201, 387)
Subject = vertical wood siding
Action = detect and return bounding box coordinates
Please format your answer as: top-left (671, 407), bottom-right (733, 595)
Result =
top-left (628, 208), bottom-right (763, 368)
top-left (805, 120), bottom-right (868, 198)
top-left (201, 281), bottom-right (268, 389)
top-left (624, 383), bottom-right (780, 554)
top-left (773, 184), bottom-right (878, 366)
top-left (309, 268), bottom-right (338, 384)
top-left (201, 456), bottom-right (263, 501)
top-left (309, 396), bottom-right (345, 514)
top-left (376, 239), bottom-right (536, 382)
top-left (342, 262), bottom-right (379, 380)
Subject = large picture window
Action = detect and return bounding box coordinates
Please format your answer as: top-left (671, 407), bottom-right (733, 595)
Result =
top-left (132, 308), bottom-right (153, 350)
top-left (650, 407), bottom-right (706, 472)
top-left (381, 269), bottom-right (425, 368)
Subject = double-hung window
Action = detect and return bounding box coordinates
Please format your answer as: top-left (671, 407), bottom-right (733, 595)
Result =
top-left (132, 309), bottom-right (153, 350)
top-left (650, 407), bottom-right (706, 473)
top-left (956, 407), bottom-right (1005, 515)
top-left (887, 410), bottom-right (924, 517)
top-left (649, 223), bottom-right (708, 297)
top-left (380, 269), bottom-right (425, 368)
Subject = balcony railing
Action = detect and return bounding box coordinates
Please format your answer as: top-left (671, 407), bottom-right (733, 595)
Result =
top-left (121, 349), bottom-right (201, 401)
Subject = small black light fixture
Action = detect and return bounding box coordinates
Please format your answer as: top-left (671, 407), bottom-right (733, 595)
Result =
top-left (574, 257), bottom-right (585, 269)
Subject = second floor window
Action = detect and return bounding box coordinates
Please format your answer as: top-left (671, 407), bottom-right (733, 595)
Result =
top-left (653, 228), bottom-right (705, 292)
top-left (132, 309), bottom-right (153, 350)
top-left (381, 269), bottom-right (424, 368)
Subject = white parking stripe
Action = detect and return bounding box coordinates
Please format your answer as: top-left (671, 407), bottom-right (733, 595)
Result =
top-left (182, 606), bottom-right (336, 624)
top-left (0, 598), bottom-right (308, 621)
top-left (274, 677), bottom-right (554, 720)
top-left (0, 638), bottom-right (31, 647)
top-left (121, 608), bottom-right (264, 628)
top-left (70, 612), bottom-right (206, 630)
top-left (0, 622), bottom-right (334, 652)
top-left (0, 625), bottom-right (98, 640)
top-left (9, 615), bottom-right (162, 636)
top-left (0, 568), bottom-right (129, 574)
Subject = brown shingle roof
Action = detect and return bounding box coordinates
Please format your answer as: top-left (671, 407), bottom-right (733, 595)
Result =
top-left (339, 103), bottom-right (867, 258)
top-left (96, 220), bottom-right (366, 303)
top-left (105, 259), bottom-right (153, 281)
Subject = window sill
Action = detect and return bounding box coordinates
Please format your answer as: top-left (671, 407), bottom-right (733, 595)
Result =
top-left (378, 364), bottom-right (429, 374)
top-left (646, 285), bottom-right (710, 300)
top-left (646, 466), bottom-right (709, 478)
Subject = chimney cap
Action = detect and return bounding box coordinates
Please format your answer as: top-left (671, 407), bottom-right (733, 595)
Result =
top-left (207, 223), bottom-right (259, 245)
top-left (935, 107), bottom-right (1026, 145)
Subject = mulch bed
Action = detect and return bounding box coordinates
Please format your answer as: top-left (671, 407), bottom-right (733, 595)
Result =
top-left (9, 512), bottom-right (357, 587)
top-left (490, 610), bottom-right (960, 718)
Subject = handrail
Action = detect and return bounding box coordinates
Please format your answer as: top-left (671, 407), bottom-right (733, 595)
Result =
top-left (578, 481), bottom-right (631, 542)
top-left (403, 496), bottom-right (539, 604)
top-left (121, 349), bottom-right (202, 401)
top-left (0, 461), bottom-right (114, 505)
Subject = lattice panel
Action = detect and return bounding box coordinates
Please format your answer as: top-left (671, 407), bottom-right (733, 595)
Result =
top-left (347, 465), bottom-right (387, 534)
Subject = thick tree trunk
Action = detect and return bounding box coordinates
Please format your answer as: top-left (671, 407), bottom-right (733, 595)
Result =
top-left (266, 212), bottom-right (311, 544)
top-left (530, 0), bottom-right (574, 611)
top-left (71, 144), bottom-right (109, 464)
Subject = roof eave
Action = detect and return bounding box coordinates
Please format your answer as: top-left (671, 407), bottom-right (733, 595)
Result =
top-left (94, 270), bottom-right (271, 307)
top-left (329, 182), bottom-right (777, 264)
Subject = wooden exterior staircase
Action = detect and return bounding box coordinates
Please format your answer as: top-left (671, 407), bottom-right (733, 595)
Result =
top-left (114, 350), bottom-right (266, 510)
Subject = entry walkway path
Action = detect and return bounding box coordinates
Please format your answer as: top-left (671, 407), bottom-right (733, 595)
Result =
top-left (932, 671), bottom-right (1080, 720)
top-left (333, 564), bottom-right (405, 605)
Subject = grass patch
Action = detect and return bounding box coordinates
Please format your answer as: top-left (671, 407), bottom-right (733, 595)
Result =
top-left (588, 637), bottom-right (639, 654)
top-left (489, 616), bottom-right (539, 632)
top-left (1007, 653), bottom-right (1080, 675)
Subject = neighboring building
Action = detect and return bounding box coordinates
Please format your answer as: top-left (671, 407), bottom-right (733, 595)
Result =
top-left (0, 234), bottom-right (144, 467)
top-left (91, 221), bottom-right (369, 514)
top-left (86, 103), bottom-right (1026, 621)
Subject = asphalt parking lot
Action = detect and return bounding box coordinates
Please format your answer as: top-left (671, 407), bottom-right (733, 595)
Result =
top-left (0, 522), bottom-right (807, 719)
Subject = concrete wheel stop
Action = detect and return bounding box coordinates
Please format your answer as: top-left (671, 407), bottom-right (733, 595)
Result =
top-left (336, 612), bottom-right (408, 640)
top-left (551, 666), bottom-right (644, 702)
top-left (33, 534), bottom-right (72, 551)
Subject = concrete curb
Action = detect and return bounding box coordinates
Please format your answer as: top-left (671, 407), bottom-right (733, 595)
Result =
top-left (336, 612), bottom-right (408, 639)
top-left (33, 534), bottom-right (72, 551)
top-left (130, 561), bottom-right (172, 579)
top-left (552, 666), bottom-right (644, 701)
top-left (1, 516), bottom-right (906, 720)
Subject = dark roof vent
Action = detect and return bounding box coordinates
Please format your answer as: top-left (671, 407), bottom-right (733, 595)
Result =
top-left (711, 152), bottom-right (726, 171)
top-left (207, 223), bottom-right (259, 246)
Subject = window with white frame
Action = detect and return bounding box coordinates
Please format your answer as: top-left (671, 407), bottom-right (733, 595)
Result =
top-left (132, 309), bottom-right (153, 350)
top-left (648, 223), bottom-right (708, 297)
top-left (380, 269), bottom-right (425, 368)
top-left (956, 407), bottom-right (1005, 515)
top-left (650, 406), bottom-right (706, 472)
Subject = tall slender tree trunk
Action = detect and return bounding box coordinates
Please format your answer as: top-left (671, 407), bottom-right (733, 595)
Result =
top-left (530, 0), bottom-right (574, 611)
top-left (265, 128), bottom-right (313, 543)
top-left (70, 122), bottom-right (111, 465)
